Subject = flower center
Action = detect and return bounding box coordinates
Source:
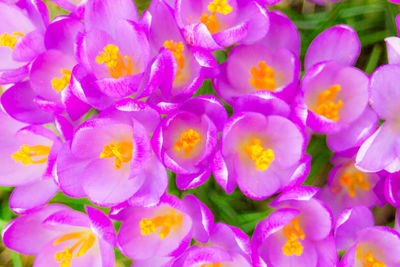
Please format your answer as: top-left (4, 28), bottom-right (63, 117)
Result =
top-left (282, 218), bottom-right (305, 256)
top-left (201, 264), bottom-right (222, 267)
top-left (52, 69), bottom-right (72, 92)
top-left (244, 138), bottom-right (274, 171)
top-left (100, 141), bottom-right (133, 170)
top-left (164, 40), bottom-right (185, 82)
top-left (0, 32), bottom-right (24, 50)
top-left (11, 145), bottom-right (51, 165)
top-left (356, 246), bottom-right (386, 267)
top-left (339, 171), bottom-right (370, 198)
top-left (200, 0), bottom-right (232, 34)
top-left (174, 129), bottom-right (201, 155)
top-left (314, 84), bottom-right (343, 122)
top-left (96, 44), bottom-right (133, 78)
top-left (249, 61), bottom-right (276, 91)
top-left (53, 231), bottom-right (96, 267)
top-left (139, 210), bottom-right (183, 239)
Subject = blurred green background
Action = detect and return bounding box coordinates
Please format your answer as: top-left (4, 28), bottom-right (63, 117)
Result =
top-left (1, 0), bottom-right (399, 266)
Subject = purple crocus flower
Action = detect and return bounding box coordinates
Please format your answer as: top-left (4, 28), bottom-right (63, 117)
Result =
top-left (252, 186), bottom-right (338, 267)
top-left (111, 194), bottom-right (214, 261)
top-left (213, 94), bottom-right (309, 199)
top-left (318, 153), bottom-right (385, 219)
top-left (140, 0), bottom-right (218, 113)
top-left (175, 0), bottom-right (269, 49)
top-left (152, 95), bottom-right (227, 189)
top-left (75, 0), bottom-right (150, 106)
top-left (340, 226), bottom-right (400, 267)
top-left (0, 0), bottom-right (48, 84)
top-left (56, 99), bottom-right (168, 207)
top-left (2, 204), bottom-right (116, 267)
top-left (0, 111), bottom-right (61, 213)
top-left (356, 64), bottom-right (400, 173)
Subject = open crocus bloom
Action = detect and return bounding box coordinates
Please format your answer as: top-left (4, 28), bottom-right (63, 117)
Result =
top-left (152, 95), bottom-right (227, 189)
top-left (340, 226), bottom-right (400, 267)
top-left (213, 95), bottom-right (309, 199)
top-left (56, 102), bottom-right (167, 207)
top-left (0, 111), bottom-right (61, 213)
top-left (252, 186), bottom-right (337, 267)
top-left (318, 154), bottom-right (385, 219)
top-left (356, 64), bottom-right (400, 173)
top-left (112, 195), bottom-right (198, 260)
top-left (0, 0), bottom-right (48, 84)
top-left (175, 0), bottom-right (269, 49)
top-left (141, 0), bottom-right (218, 113)
top-left (302, 61), bottom-right (369, 134)
top-left (76, 0), bottom-right (150, 101)
top-left (2, 204), bottom-right (116, 267)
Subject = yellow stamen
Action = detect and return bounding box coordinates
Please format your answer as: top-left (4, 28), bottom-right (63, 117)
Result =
top-left (0, 32), bottom-right (24, 49)
top-left (140, 210), bottom-right (183, 239)
top-left (11, 145), bottom-right (51, 165)
top-left (164, 40), bottom-right (185, 82)
top-left (200, 0), bottom-right (232, 34)
top-left (100, 141), bottom-right (133, 170)
top-left (201, 264), bottom-right (222, 267)
top-left (244, 138), bottom-right (274, 171)
top-left (51, 69), bottom-right (72, 92)
top-left (54, 231), bottom-right (96, 267)
top-left (339, 171), bottom-right (370, 198)
top-left (356, 246), bottom-right (386, 267)
top-left (174, 129), bottom-right (201, 155)
top-left (249, 61), bottom-right (276, 91)
top-left (282, 218), bottom-right (305, 256)
top-left (96, 44), bottom-right (133, 78)
top-left (314, 85), bottom-right (343, 122)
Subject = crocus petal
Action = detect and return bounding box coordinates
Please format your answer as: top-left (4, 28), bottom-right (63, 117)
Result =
top-left (212, 148), bottom-right (237, 194)
top-left (85, 206), bottom-right (117, 246)
top-left (334, 206), bottom-right (374, 250)
top-left (385, 36), bottom-right (400, 64)
top-left (9, 178), bottom-right (59, 214)
top-left (12, 29), bottom-right (45, 62)
top-left (356, 122), bottom-right (399, 173)
top-left (385, 173), bottom-right (400, 207)
top-left (315, 235), bottom-right (338, 267)
top-left (305, 25), bottom-right (360, 70)
top-left (171, 246), bottom-right (232, 267)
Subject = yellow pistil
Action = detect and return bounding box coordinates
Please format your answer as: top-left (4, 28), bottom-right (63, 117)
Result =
top-left (11, 145), bottom-right (51, 165)
top-left (139, 210), bottom-right (183, 239)
top-left (164, 40), bottom-right (185, 82)
top-left (314, 84), bottom-right (343, 122)
top-left (200, 0), bottom-right (233, 34)
top-left (201, 264), bottom-right (222, 267)
top-left (96, 44), bottom-right (133, 79)
top-left (244, 138), bottom-right (274, 171)
top-left (356, 246), bottom-right (387, 267)
top-left (100, 141), bottom-right (133, 170)
top-left (52, 69), bottom-right (72, 92)
top-left (249, 61), bottom-right (276, 91)
top-left (174, 129), bottom-right (201, 155)
top-left (282, 218), bottom-right (305, 256)
top-left (0, 32), bottom-right (24, 49)
top-left (339, 171), bottom-right (370, 198)
top-left (53, 231), bottom-right (96, 267)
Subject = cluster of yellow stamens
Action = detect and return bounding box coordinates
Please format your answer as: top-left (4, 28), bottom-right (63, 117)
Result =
top-left (51, 69), bottom-right (72, 92)
top-left (96, 44), bottom-right (133, 78)
top-left (314, 84), bottom-right (343, 122)
top-left (139, 210), bottom-right (183, 239)
top-left (339, 171), bottom-right (370, 198)
top-left (356, 246), bottom-right (387, 267)
top-left (201, 264), bottom-right (222, 267)
top-left (53, 231), bottom-right (96, 267)
top-left (164, 40), bottom-right (185, 82)
top-left (282, 218), bottom-right (305, 256)
top-left (200, 0), bottom-right (233, 34)
top-left (244, 138), bottom-right (274, 171)
top-left (11, 145), bottom-right (51, 165)
top-left (100, 141), bottom-right (133, 170)
top-left (249, 61), bottom-right (276, 91)
top-left (174, 129), bottom-right (201, 155)
top-left (0, 32), bottom-right (24, 49)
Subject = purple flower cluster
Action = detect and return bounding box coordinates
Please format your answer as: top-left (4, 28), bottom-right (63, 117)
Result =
top-left (0, 0), bottom-right (400, 266)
